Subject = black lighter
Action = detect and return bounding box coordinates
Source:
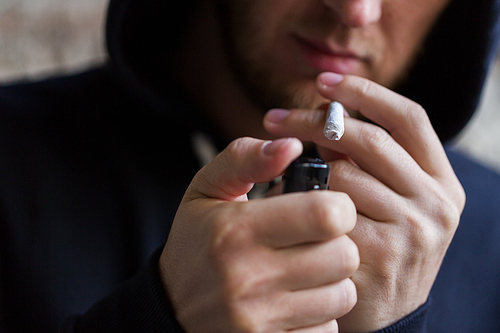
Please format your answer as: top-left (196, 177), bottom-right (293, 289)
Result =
top-left (282, 157), bottom-right (331, 193)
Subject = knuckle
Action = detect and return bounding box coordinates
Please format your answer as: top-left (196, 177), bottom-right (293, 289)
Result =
top-left (338, 278), bottom-right (358, 315)
top-left (403, 102), bottom-right (432, 132)
top-left (392, 207), bottom-right (432, 255)
top-left (436, 195), bottom-right (462, 232)
top-left (455, 183), bottom-right (467, 213)
top-left (406, 216), bottom-right (432, 255)
top-left (356, 76), bottom-right (376, 98)
top-left (209, 213), bottom-right (274, 332)
top-left (226, 137), bottom-right (254, 162)
top-left (329, 159), bottom-right (356, 183)
top-left (221, 278), bottom-right (273, 333)
top-left (328, 162), bottom-right (359, 209)
top-left (320, 280), bottom-right (357, 319)
top-left (409, 102), bottom-right (430, 124)
top-left (223, 300), bottom-right (259, 333)
top-left (388, 194), bottom-right (462, 265)
top-left (325, 320), bottom-right (339, 333)
top-left (412, 103), bottom-right (429, 122)
top-left (303, 109), bottom-right (326, 130)
top-left (308, 192), bottom-right (346, 236)
top-left (339, 236), bottom-right (360, 275)
top-left (209, 205), bottom-right (250, 266)
top-left (224, 263), bottom-right (271, 303)
top-left (206, 212), bottom-right (263, 332)
top-left (424, 186), bottom-right (463, 233)
top-left (359, 124), bottom-right (392, 155)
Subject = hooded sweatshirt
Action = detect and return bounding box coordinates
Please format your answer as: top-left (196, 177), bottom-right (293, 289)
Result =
top-left (0, 0), bottom-right (499, 332)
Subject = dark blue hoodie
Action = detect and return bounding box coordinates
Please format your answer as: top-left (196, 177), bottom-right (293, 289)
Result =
top-left (0, 0), bottom-right (499, 332)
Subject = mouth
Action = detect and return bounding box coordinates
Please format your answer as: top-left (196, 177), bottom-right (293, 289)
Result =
top-left (292, 34), bottom-right (367, 74)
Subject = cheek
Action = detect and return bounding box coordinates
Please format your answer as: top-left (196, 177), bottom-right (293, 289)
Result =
top-left (373, 4), bottom-right (442, 87)
top-left (224, 0), bottom-right (323, 109)
top-left (378, 31), bottom-right (418, 86)
top-left (230, 2), bottom-right (285, 67)
top-left (383, 0), bottom-right (451, 84)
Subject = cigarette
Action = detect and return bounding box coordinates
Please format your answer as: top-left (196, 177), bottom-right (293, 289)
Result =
top-left (323, 101), bottom-right (345, 141)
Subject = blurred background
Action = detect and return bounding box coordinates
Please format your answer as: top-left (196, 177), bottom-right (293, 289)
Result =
top-left (1, 0), bottom-right (499, 172)
top-left (0, 0), bottom-right (107, 80)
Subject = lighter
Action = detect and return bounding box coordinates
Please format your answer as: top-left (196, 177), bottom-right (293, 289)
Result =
top-left (282, 157), bottom-right (331, 193)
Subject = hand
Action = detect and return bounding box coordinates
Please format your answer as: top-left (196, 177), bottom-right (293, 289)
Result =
top-left (159, 137), bottom-right (359, 333)
top-left (263, 73), bottom-right (465, 332)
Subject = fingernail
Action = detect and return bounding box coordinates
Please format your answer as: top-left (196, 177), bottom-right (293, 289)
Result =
top-left (266, 109), bottom-right (290, 123)
top-left (318, 72), bottom-right (344, 88)
top-left (262, 137), bottom-right (292, 156)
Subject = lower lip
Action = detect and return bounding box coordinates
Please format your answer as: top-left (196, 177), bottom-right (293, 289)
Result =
top-left (293, 36), bottom-right (362, 74)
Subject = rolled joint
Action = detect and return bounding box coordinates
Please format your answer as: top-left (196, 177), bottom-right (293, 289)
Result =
top-left (323, 101), bottom-right (345, 141)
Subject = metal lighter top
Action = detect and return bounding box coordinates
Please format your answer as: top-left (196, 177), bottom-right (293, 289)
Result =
top-left (282, 157), bottom-right (331, 193)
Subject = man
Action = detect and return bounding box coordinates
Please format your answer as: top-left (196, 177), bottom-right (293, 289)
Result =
top-left (0, 0), bottom-right (499, 332)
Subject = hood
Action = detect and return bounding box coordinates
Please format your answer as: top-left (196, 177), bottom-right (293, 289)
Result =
top-left (104, 0), bottom-right (193, 117)
top-left (105, 0), bottom-right (500, 142)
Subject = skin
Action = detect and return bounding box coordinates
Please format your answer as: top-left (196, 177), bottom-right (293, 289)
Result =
top-left (213, 0), bottom-right (451, 111)
top-left (173, 0), bottom-right (451, 139)
top-left (264, 73), bottom-right (465, 331)
top-left (162, 0), bottom-right (464, 331)
top-left (161, 137), bottom-right (360, 332)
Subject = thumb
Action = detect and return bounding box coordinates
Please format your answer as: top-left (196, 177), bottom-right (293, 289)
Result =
top-left (187, 137), bottom-right (303, 201)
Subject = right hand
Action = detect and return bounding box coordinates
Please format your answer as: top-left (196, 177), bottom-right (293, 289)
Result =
top-left (159, 137), bottom-right (359, 333)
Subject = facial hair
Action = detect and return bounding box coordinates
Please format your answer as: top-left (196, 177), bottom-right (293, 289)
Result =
top-left (213, 0), bottom-right (326, 112)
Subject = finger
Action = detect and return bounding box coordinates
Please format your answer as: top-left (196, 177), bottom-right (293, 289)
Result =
top-left (242, 190), bottom-right (357, 248)
top-left (186, 137), bottom-right (303, 201)
top-left (288, 319), bottom-right (338, 333)
top-left (332, 118), bottom-right (432, 196)
top-left (279, 279), bottom-right (357, 330)
top-left (276, 235), bottom-right (359, 290)
top-left (264, 108), bottom-right (324, 144)
top-left (327, 159), bottom-right (405, 220)
top-left (264, 108), bottom-right (426, 196)
top-left (316, 73), bottom-right (454, 179)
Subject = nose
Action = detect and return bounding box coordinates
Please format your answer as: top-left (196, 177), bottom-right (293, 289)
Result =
top-left (322, 0), bottom-right (382, 27)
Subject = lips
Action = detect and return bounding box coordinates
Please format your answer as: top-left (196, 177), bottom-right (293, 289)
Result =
top-left (292, 34), bottom-right (365, 74)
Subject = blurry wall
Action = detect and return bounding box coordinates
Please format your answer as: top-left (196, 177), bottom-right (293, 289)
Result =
top-left (0, 0), bottom-right (499, 172)
top-left (0, 0), bottom-right (107, 80)
top-left (454, 62), bottom-right (500, 172)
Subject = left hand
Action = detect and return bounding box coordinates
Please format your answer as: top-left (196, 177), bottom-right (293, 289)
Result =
top-left (263, 72), bottom-right (466, 332)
